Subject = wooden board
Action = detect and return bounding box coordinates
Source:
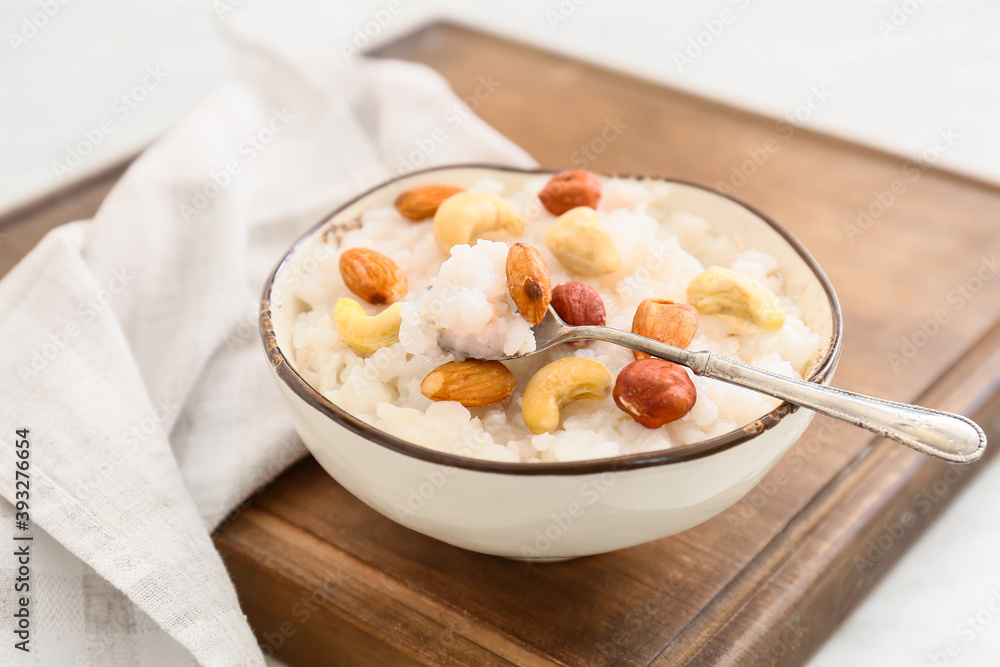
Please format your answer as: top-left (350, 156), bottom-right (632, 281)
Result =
top-left (212, 23), bottom-right (1000, 666)
top-left (4, 21), bottom-right (999, 667)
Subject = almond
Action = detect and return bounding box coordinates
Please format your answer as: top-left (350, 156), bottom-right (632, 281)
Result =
top-left (420, 360), bottom-right (516, 408)
top-left (631, 299), bottom-right (699, 360)
top-left (338, 247), bottom-right (408, 305)
top-left (506, 242), bottom-right (552, 326)
top-left (538, 170), bottom-right (602, 216)
top-left (394, 184), bottom-right (465, 221)
top-left (550, 282), bottom-right (606, 326)
top-left (613, 359), bottom-right (696, 428)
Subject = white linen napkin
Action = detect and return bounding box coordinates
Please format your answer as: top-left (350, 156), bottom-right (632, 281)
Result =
top-left (0, 34), bottom-right (535, 666)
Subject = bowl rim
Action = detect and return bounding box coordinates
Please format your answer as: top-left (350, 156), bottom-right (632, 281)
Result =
top-left (260, 164), bottom-right (843, 476)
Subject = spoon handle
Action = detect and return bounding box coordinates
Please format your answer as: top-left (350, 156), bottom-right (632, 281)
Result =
top-left (576, 327), bottom-right (986, 463)
top-left (704, 354), bottom-right (985, 463)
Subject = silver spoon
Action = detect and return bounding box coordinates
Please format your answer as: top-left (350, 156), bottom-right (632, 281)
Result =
top-left (460, 308), bottom-right (987, 464)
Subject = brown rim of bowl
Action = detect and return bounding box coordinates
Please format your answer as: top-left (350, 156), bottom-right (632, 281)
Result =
top-left (260, 164), bottom-right (843, 476)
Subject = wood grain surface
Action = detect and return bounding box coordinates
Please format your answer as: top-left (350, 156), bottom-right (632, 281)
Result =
top-left (4, 21), bottom-right (999, 667)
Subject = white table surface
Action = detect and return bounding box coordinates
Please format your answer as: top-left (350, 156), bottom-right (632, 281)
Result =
top-left (4, 1), bottom-right (998, 664)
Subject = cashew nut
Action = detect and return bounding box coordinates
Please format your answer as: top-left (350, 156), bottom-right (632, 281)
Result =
top-left (433, 191), bottom-right (525, 255)
top-left (685, 266), bottom-right (786, 330)
top-left (522, 357), bottom-right (613, 434)
top-left (333, 298), bottom-right (404, 353)
top-left (545, 207), bottom-right (620, 276)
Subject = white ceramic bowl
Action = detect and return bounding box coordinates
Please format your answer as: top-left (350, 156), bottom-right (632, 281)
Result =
top-left (260, 165), bottom-right (842, 560)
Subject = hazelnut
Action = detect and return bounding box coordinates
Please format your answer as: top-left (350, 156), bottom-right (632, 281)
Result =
top-left (613, 359), bottom-right (696, 428)
top-left (631, 299), bottom-right (699, 360)
top-left (551, 282), bottom-right (606, 326)
top-left (538, 170), bottom-right (602, 216)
